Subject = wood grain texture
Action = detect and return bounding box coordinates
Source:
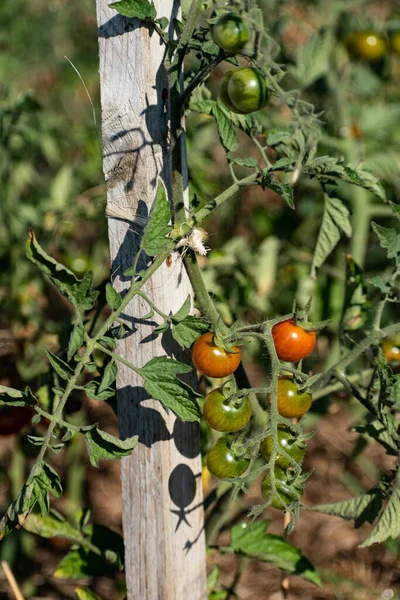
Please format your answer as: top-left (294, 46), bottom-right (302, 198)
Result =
top-left (96, 1), bottom-right (207, 598)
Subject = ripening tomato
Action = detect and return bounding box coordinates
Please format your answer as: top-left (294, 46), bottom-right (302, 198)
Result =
top-left (272, 319), bottom-right (316, 362)
top-left (206, 435), bottom-right (250, 479)
top-left (382, 337), bottom-right (400, 364)
top-left (260, 425), bottom-right (305, 469)
top-left (220, 67), bottom-right (269, 114)
top-left (390, 31), bottom-right (400, 55)
top-left (203, 388), bottom-right (251, 432)
top-left (273, 378), bottom-right (312, 419)
top-left (345, 31), bottom-right (387, 61)
top-left (192, 332), bottom-right (241, 378)
top-left (0, 406), bottom-right (34, 436)
top-left (261, 468), bottom-right (301, 509)
top-left (212, 12), bottom-right (251, 54)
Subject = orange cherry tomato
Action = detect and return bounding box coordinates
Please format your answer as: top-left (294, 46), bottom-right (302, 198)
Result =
top-left (192, 332), bottom-right (241, 378)
top-left (274, 377), bottom-right (312, 419)
top-left (272, 319), bottom-right (316, 362)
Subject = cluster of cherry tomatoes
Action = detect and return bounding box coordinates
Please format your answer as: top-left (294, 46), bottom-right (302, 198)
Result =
top-left (192, 319), bottom-right (316, 509)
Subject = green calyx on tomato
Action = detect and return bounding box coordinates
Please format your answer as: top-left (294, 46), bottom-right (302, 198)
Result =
top-left (220, 67), bottom-right (269, 114)
top-left (272, 318), bottom-right (316, 362)
top-left (260, 425), bottom-right (306, 469)
top-left (261, 468), bottom-right (302, 510)
top-left (206, 435), bottom-right (250, 480)
top-left (211, 12), bottom-right (251, 54)
top-left (271, 377), bottom-right (312, 419)
top-left (345, 31), bottom-right (387, 61)
top-left (203, 387), bottom-right (252, 432)
top-left (192, 331), bottom-right (241, 378)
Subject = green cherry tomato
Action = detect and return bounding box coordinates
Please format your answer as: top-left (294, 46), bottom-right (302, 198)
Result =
top-left (261, 468), bottom-right (301, 509)
top-left (203, 388), bottom-right (252, 432)
top-left (272, 318), bottom-right (316, 363)
top-left (220, 67), bottom-right (269, 114)
top-left (345, 31), bottom-right (387, 61)
top-left (206, 435), bottom-right (250, 480)
top-left (212, 12), bottom-right (251, 54)
top-left (260, 425), bottom-right (305, 469)
top-left (192, 332), bottom-right (241, 378)
top-left (390, 31), bottom-right (400, 56)
top-left (272, 378), bottom-right (312, 419)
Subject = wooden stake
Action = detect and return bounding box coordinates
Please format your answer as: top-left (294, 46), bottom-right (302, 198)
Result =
top-left (1, 561), bottom-right (25, 600)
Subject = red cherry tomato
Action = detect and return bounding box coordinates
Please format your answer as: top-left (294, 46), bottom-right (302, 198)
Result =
top-left (272, 319), bottom-right (316, 362)
top-left (192, 332), bottom-right (241, 378)
top-left (0, 406), bottom-right (34, 436)
top-left (273, 377), bottom-right (312, 419)
top-left (203, 387), bottom-right (251, 432)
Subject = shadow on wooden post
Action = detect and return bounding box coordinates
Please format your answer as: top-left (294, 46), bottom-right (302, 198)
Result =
top-left (96, 0), bottom-right (207, 597)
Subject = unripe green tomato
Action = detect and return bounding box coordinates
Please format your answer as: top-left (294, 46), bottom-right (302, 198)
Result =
top-left (203, 388), bottom-right (252, 432)
top-left (220, 67), bottom-right (269, 114)
top-left (261, 468), bottom-right (301, 509)
top-left (211, 12), bottom-right (251, 54)
top-left (390, 31), bottom-right (400, 55)
top-left (345, 31), bottom-right (387, 61)
top-left (206, 435), bottom-right (250, 480)
top-left (260, 425), bottom-right (305, 469)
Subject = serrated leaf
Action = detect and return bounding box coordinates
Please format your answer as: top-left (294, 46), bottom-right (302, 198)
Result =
top-left (258, 173), bottom-right (294, 209)
top-left (24, 509), bottom-right (80, 540)
top-left (105, 283), bottom-right (122, 310)
top-left (109, 0), bottom-right (156, 21)
top-left (172, 315), bottom-right (210, 348)
top-left (312, 489), bottom-right (383, 527)
top-left (153, 321), bottom-right (170, 335)
top-left (360, 489), bottom-right (400, 547)
top-left (0, 385), bottom-right (38, 407)
top-left (267, 131), bottom-right (291, 146)
top-left (139, 357), bottom-right (201, 421)
top-left (229, 157), bottom-right (258, 168)
top-left (46, 351), bottom-right (72, 380)
top-left (68, 325), bottom-right (85, 361)
top-left (212, 102), bottom-right (239, 153)
top-left (26, 232), bottom-right (97, 308)
top-left (75, 588), bottom-right (103, 600)
top-left (390, 202), bottom-right (400, 220)
top-left (140, 181), bottom-right (172, 256)
top-left (354, 414), bottom-right (398, 455)
top-left (311, 196), bottom-right (352, 277)
top-left (171, 295), bottom-right (191, 323)
top-left (368, 276), bottom-right (391, 294)
top-left (289, 30), bottom-right (334, 88)
top-left (371, 222), bottom-right (400, 262)
top-left (84, 381), bottom-right (116, 401)
top-left (98, 361), bottom-right (118, 394)
top-left (84, 426), bottom-right (138, 467)
top-left (230, 521), bottom-right (321, 585)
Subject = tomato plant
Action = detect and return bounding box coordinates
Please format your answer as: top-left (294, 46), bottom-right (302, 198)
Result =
top-left (220, 67), bottom-right (269, 114)
top-left (203, 387), bottom-right (251, 432)
top-left (260, 425), bottom-right (305, 469)
top-left (192, 331), bottom-right (241, 378)
top-left (272, 319), bottom-right (316, 362)
top-left (345, 31), bottom-right (387, 61)
top-left (206, 435), bottom-right (250, 479)
top-left (261, 468), bottom-right (301, 509)
top-left (211, 12), bottom-right (250, 54)
top-left (273, 378), bottom-right (312, 419)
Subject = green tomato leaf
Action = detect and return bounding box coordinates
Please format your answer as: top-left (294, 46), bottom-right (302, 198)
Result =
top-left (212, 102), bottom-right (239, 153)
top-left (98, 361), bottom-right (118, 394)
top-left (84, 381), bottom-right (116, 401)
top-left (312, 488), bottom-right (383, 527)
top-left (371, 222), bottom-right (400, 262)
top-left (26, 231), bottom-right (97, 309)
top-left (139, 356), bottom-right (201, 421)
top-left (229, 157), bottom-right (258, 168)
top-left (84, 426), bottom-right (138, 467)
top-left (171, 315), bottom-right (210, 349)
top-left (368, 276), bottom-right (391, 294)
top-left (68, 325), bottom-right (85, 361)
top-left (311, 196), bottom-right (352, 278)
top-left (75, 588), bottom-right (103, 600)
top-left (230, 521), bottom-right (321, 585)
top-left (109, 0), bottom-right (156, 21)
top-left (46, 351), bottom-right (73, 381)
top-left (360, 489), bottom-right (400, 547)
top-left (258, 173), bottom-right (294, 209)
top-left (289, 30), bottom-right (334, 88)
top-left (24, 509), bottom-right (80, 540)
top-left (171, 295), bottom-right (191, 323)
top-left (105, 283), bottom-right (122, 310)
top-left (140, 181), bottom-right (172, 256)
top-left (0, 385), bottom-right (38, 407)
top-left (207, 566), bottom-right (221, 593)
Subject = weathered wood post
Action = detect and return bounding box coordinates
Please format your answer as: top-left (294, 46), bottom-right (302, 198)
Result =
top-left (96, 1), bottom-right (207, 598)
